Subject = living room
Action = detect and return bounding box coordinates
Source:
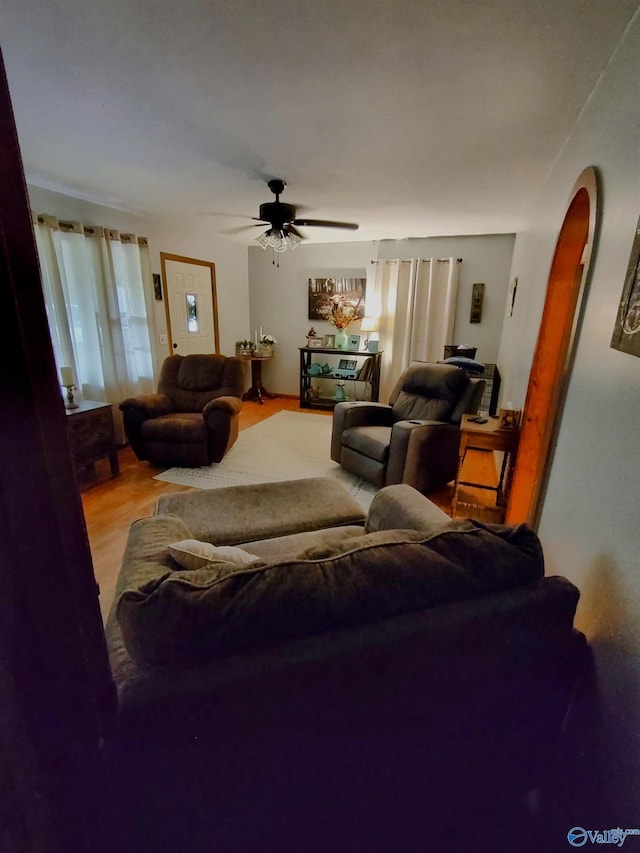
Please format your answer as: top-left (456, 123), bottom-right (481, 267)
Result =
top-left (1, 1), bottom-right (640, 850)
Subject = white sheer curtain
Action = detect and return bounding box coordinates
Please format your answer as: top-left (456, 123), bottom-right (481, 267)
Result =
top-left (366, 257), bottom-right (460, 401)
top-left (33, 214), bottom-right (156, 441)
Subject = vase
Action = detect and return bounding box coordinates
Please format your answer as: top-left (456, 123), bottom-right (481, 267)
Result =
top-left (333, 382), bottom-right (347, 402)
top-left (335, 329), bottom-right (349, 350)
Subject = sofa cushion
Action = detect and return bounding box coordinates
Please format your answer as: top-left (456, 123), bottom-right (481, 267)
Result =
top-left (142, 412), bottom-right (207, 444)
top-left (155, 477), bottom-right (367, 545)
top-left (341, 426), bottom-right (392, 463)
top-left (168, 540), bottom-right (261, 571)
top-left (117, 520), bottom-right (544, 669)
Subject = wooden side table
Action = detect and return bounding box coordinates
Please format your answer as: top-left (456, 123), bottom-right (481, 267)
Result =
top-left (241, 355), bottom-right (276, 405)
top-left (65, 400), bottom-right (119, 477)
top-left (451, 414), bottom-right (520, 519)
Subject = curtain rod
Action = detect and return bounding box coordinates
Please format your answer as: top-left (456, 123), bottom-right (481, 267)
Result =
top-left (370, 258), bottom-right (463, 264)
top-left (33, 212), bottom-right (148, 243)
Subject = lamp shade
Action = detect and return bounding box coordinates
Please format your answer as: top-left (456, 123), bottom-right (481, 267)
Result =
top-left (60, 366), bottom-right (74, 386)
top-left (256, 229), bottom-right (301, 253)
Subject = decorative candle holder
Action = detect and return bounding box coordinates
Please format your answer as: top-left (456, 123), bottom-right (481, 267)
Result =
top-left (63, 384), bottom-right (79, 410)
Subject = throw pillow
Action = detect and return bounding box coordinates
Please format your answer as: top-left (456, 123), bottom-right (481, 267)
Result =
top-left (168, 539), bottom-right (261, 571)
top-left (443, 356), bottom-right (485, 374)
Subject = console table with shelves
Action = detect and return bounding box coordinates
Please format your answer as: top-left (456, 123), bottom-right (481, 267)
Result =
top-left (299, 347), bottom-right (382, 410)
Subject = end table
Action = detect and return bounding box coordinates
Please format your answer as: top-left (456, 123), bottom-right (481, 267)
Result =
top-left (451, 414), bottom-right (520, 519)
top-left (241, 355), bottom-right (277, 405)
top-left (65, 400), bottom-right (119, 477)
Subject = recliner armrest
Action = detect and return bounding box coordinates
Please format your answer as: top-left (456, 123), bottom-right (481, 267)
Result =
top-left (336, 401), bottom-right (395, 428)
top-left (387, 420), bottom-right (461, 490)
top-left (119, 393), bottom-right (175, 417)
top-left (203, 395), bottom-right (243, 423)
top-left (210, 386), bottom-right (243, 401)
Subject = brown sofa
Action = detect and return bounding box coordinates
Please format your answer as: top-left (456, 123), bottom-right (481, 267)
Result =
top-left (105, 478), bottom-right (588, 852)
top-left (120, 353), bottom-right (244, 467)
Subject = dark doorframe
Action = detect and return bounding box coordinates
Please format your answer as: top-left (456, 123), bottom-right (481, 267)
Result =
top-left (507, 166), bottom-right (600, 527)
top-left (0, 48), bottom-right (116, 849)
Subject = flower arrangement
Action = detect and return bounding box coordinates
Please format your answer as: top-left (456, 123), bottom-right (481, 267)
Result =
top-left (260, 333), bottom-right (278, 346)
top-left (324, 296), bottom-right (358, 330)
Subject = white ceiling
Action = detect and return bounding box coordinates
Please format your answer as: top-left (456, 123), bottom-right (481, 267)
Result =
top-left (1, 0), bottom-right (638, 244)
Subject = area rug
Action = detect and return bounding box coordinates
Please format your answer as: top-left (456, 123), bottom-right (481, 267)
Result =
top-left (153, 410), bottom-right (379, 510)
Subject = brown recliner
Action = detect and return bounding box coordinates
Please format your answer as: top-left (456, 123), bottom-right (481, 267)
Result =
top-left (120, 354), bottom-right (245, 467)
top-left (331, 361), bottom-right (485, 493)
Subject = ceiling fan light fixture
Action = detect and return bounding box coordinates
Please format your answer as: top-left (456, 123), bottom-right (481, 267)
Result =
top-left (256, 228), bottom-right (301, 253)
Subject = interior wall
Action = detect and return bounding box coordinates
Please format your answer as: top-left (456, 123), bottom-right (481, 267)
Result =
top-left (248, 234), bottom-right (514, 396)
top-left (377, 235), bottom-right (515, 365)
top-left (497, 10), bottom-right (640, 820)
top-left (26, 187), bottom-right (250, 376)
top-left (248, 241), bottom-right (375, 395)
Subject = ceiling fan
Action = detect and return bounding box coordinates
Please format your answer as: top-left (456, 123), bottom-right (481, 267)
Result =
top-left (250, 179), bottom-right (359, 253)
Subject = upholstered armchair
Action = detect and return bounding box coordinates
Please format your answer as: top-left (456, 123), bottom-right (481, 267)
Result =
top-left (120, 354), bottom-right (245, 468)
top-left (331, 362), bottom-right (485, 493)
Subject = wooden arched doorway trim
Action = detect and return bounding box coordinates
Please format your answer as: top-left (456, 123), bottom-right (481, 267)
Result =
top-left (506, 166), bottom-right (600, 527)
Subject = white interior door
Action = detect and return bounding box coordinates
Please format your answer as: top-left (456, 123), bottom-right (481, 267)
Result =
top-left (161, 254), bottom-right (219, 356)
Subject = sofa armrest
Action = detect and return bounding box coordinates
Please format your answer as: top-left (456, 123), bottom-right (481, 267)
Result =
top-left (386, 420), bottom-right (460, 491)
top-left (120, 393), bottom-right (175, 418)
top-left (202, 395), bottom-right (243, 422)
top-left (365, 484), bottom-right (451, 534)
top-left (331, 402), bottom-right (394, 462)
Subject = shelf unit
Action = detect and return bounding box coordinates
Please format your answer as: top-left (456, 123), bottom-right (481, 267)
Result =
top-left (299, 347), bottom-right (382, 410)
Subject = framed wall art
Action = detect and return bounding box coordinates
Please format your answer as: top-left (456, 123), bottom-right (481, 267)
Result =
top-left (153, 273), bottom-right (163, 301)
top-left (611, 213), bottom-right (640, 358)
top-left (308, 274), bottom-right (366, 322)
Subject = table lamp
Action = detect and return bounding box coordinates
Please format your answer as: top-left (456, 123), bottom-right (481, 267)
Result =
top-left (360, 317), bottom-right (379, 352)
top-left (60, 366), bottom-right (78, 409)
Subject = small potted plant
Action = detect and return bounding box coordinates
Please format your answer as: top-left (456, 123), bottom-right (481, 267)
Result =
top-left (235, 340), bottom-right (256, 356)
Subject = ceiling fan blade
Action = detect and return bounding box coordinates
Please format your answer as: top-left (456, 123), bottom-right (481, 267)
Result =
top-left (286, 224), bottom-right (305, 239)
top-left (292, 218), bottom-right (359, 230)
top-left (219, 224), bottom-right (262, 235)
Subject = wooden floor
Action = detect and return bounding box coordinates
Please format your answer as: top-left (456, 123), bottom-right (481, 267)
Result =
top-left (78, 397), bottom-right (500, 622)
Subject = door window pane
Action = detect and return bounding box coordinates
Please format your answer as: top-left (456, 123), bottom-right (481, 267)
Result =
top-left (186, 294), bottom-right (199, 333)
